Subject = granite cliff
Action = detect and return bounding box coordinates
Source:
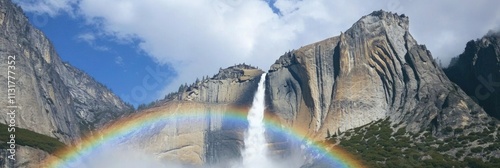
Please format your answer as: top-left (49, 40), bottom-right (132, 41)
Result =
top-left (0, 0), bottom-right (133, 166)
top-left (0, 0), bottom-right (498, 166)
top-left (128, 11), bottom-right (495, 167)
top-left (164, 64), bottom-right (264, 105)
top-left (0, 0), bottom-right (133, 142)
top-left (444, 32), bottom-right (500, 119)
top-left (147, 64), bottom-right (264, 166)
top-left (267, 11), bottom-right (491, 139)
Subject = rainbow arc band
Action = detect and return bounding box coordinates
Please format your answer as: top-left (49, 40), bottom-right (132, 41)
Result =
top-left (42, 107), bottom-right (364, 168)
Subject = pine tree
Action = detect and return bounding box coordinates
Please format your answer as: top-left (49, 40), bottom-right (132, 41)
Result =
top-left (178, 84), bottom-right (185, 92)
top-left (137, 104), bottom-right (146, 110)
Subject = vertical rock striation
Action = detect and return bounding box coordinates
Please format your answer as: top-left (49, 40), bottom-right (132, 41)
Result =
top-left (129, 11), bottom-right (496, 167)
top-left (0, 0), bottom-right (133, 143)
top-left (0, 0), bottom-right (134, 166)
top-left (267, 10), bottom-right (491, 138)
top-left (148, 64), bottom-right (264, 166)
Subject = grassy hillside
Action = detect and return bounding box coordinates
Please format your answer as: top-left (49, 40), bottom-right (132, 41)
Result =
top-left (327, 119), bottom-right (500, 167)
top-left (0, 123), bottom-right (66, 154)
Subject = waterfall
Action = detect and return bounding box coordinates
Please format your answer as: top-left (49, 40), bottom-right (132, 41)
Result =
top-left (241, 73), bottom-right (273, 167)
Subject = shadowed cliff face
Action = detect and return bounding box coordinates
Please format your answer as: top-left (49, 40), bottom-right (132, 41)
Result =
top-left (0, 0), bottom-right (133, 143)
top-left (444, 32), bottom-right (500, 120)
top-left (267, 11), bottom-right (491, 139)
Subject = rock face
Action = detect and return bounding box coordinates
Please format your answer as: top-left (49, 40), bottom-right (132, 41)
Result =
top-left (141, 65), bottom-right (264, 166)
top-left (0, 146), bottom-right (53, 168)
top-left (444, 32), bottom-right (500, 119)
top-left (60, 63), bottom-right (134, 131)
top-left (126, 103), bottom-right (249, 167)
top-left (267, 10), bottom-right (491, 138)
top-left (0, 0), bottom-right (133, 143)
top-left (166, 64), bottom-right (264, 105)
top-left (123, 11), bottom-right (496, 167)
top-left (138, 11), bottom-right (494, 167)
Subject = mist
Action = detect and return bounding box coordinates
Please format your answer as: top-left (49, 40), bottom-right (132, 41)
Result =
top-left (62, 143), bottom-right (315, 168)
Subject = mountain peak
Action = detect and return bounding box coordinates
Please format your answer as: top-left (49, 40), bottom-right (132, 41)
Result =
top-left (486, 30), bottom-right (500, 38)
top-left (267, 10), bottom-right (490, 139)
top-left (365, 10), bottom-right (409, 27)
top-left (345, 10), bottom-right (410, 39)
top-left (368, 10), bottom-right (408, 19)
top-left (213, 63), bottom-right (263, 81)
top-left (445, 31), bottom-right (500, 119)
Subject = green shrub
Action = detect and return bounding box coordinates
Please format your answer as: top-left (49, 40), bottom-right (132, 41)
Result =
top-left (330, 118), bottom-right (500, 167)
top-left (394, 128), bottom-right (406, 136)
top-left (483, 135), bottom-right (495, 142)
top-left (354, 127), bottom-right (362, 132)
top-left (0, 123), bottom-right (66, 154)
top-left (465, 158), bottom-right (489, 167)
top-left (350, 134), bottom-right (363, 142)
top-left (437, 144), bottom-right (452, 152)
top-left (456, 149), bottom-right (465, 157)
top-left (486, 143), bottom-right (500, 151)
top-left (470, 147), bottom-right (483, 153)
top-left (444, 126), bottom-right (453, 133)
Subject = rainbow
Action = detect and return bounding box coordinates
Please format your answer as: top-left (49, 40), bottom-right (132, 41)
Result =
top-left (42, 105), bottom-right (364, 168)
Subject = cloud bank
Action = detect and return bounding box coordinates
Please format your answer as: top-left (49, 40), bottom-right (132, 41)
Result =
top-left (16, 0), bottom-right (500, 99)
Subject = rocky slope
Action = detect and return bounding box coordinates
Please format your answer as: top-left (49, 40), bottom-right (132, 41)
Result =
top-left (267, 10), bottom-right (492, 139)
top-left (0, 0), bottom-right (132, 145)
top-left (444, 31), bottom-right (500, 119)
top-left (60, 63), bottom-right (134, 131)
top-left (155, 64), bottom-right (264, 165)
top-left (328, 118), bottom-right (500, 167)
top-left (0, 146), bottom-right (53, 168)
top-left (166, 63), bottom-right (264, 105)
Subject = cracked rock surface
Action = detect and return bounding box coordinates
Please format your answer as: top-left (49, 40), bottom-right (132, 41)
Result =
top-left (267, 11), bottom-right (491, 139)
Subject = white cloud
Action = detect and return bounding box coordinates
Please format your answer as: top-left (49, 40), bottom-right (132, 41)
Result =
top-left (115, 56), bottom-right (124, 65)
top-left (76, 32), bottom-right (96, 43)
top-left (15, 0), bottom-right (500, 99)
top-left (76, 32), bottom-right (109, 51)
top-left (398, 0), bottom-right (500, 65)
top-left (13, 0), bottom-right (77, 17)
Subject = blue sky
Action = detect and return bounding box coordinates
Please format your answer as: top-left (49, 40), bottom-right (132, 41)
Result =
top-left (24, 12), bottom-right (175, 106)
top-left (15, 0), bottom-right (500, 107)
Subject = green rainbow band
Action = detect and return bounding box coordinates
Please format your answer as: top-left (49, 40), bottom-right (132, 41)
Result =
top-left (43, 108), bottom-right (363, 168)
